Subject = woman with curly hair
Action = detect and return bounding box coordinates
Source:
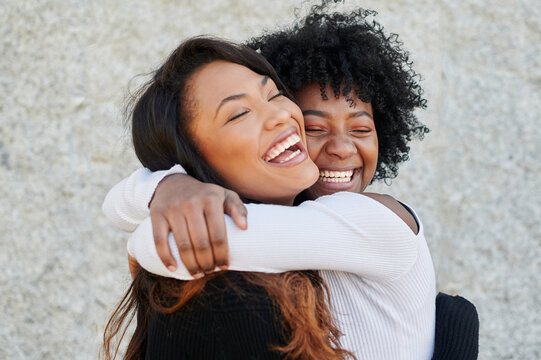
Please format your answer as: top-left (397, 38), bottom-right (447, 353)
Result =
top-left (247, 8), bottom-right (428, 186)
top-left (104, 7), bottom-right (478, 360)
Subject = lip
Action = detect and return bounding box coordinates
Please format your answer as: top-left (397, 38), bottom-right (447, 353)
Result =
top-left (316, 167), bottom-right (361, 190)
top-left (262, 126), bottom-right (309, 167)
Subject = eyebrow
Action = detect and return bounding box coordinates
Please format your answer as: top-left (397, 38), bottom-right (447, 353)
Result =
top-left (302, 109), bottom-right (373, 119)
top-left (214, 76), bottom-right (270, 120)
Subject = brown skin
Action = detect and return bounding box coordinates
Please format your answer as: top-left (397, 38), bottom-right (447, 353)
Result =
top-left (140, 81), bottom-right (418, 276)
top-left (296, 83), bottom-right (379, 199)
top-left (149, 177), bottom-right (246, 276)
top-left (189, 61), bottom-right (318, 205)
top-left (146, 61), bottom-right (318, 277)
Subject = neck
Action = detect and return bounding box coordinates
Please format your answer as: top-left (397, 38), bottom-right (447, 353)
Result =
top-left (261, 196), bottom-right (296, 207)
top-left (278, 198), bottom-right (295, 206)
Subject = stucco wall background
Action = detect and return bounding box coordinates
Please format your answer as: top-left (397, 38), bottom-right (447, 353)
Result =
top-left (0, 0), bottom-right (539, 359)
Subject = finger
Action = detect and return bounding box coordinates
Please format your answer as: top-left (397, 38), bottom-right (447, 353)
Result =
top-left (204, 204), bottom-right (230, 270)
top-left (169, 214), bottom-right (203, 277)
top-left (224, 190), bottom-right (247, 229)
top-left (185, 211), bottom-right (215, 273)
top-left (128, 255), bottom-right (141, 279)
top-left (151, 212), bottom-right (177, 271)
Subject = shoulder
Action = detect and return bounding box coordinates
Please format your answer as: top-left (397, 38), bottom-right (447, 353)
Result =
top-left (147, 272), bottom-right (287, 357)
top-left (362, 193), bottom-right (419, 234)
top-left (300, 191), bottom-right (420, 235)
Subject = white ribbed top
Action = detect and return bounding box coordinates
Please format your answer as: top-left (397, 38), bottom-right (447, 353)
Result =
top-left (103, 166), bottom-right (436, 359)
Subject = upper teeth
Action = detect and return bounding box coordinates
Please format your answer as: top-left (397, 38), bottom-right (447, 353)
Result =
top-left (264, 134), bottom-right (301, 162)
top-left (319, 169), bottom-right (354, 183)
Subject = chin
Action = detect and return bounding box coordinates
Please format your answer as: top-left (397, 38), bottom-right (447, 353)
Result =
top-left (308, 183), bottom-right (359, 198)
top-left (300, 163), bottom-right (320, 189)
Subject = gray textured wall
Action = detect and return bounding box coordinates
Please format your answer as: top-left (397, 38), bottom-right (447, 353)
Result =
top-left (1, 1), bottom-right (539, 359)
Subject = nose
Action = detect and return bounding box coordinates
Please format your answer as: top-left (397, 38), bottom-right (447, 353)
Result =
top-left (263, 103), bottom-right (291, 131)
top-left (324, 134), bottom-right (357, 159)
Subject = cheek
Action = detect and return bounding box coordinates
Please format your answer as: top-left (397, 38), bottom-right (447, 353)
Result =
top-left (305, 137), bottom-right (324, 164)
top-left (354, 138), bottom-right (378, 191)
top-left (357, 136), bottom-right (379, 171)
top-left (366, 139), bottom-right (379, 165)
top-left (198, 132), bottom-right (255, 179)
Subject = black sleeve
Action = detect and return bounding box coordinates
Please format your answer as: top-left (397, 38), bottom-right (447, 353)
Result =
top-left (432, 292), bottom-right (480, 360)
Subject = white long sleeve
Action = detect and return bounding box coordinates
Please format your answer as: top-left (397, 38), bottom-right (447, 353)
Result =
top-left (102, 165), bottom-right (186, 232)
top-left (128, 192), bottom-right (418, 282)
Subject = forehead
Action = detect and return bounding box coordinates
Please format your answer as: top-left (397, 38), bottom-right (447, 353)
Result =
top-left (294, 83), bottom-right (324, 105)
top-left (190, 60), bottom-right (266, 108)
top-left (295, 82), bottom-right (372, 113)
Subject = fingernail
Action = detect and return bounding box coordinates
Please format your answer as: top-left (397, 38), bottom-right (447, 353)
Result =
top-left (167, 265), bottom-right (176, 272)
top-left (219, 265), bottom-right (228, 271)
top-left (193, 273), bottom-right (204, 279)
top-left (240, 216), bottom-right (247, 228)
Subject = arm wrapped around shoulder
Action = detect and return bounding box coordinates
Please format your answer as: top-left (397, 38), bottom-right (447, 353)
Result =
top-left (102, 165), bottom-right (186, 232)
top-left (128, 191), bottom-right (419, 281)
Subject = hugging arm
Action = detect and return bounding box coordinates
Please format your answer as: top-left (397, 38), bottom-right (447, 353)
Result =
top-left (104, 166), bottom-right (419, 282)
top-left (102, 165), bottom-right (187, 232)
top-left (103, 166), bottom-right (247, 273)
top-left (128, 191), bottom-right (419, 282)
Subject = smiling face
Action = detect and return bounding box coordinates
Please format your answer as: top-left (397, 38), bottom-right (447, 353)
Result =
top-left (295, 83), bottom-right (379, 199)
top-left (188, 61), bottom-right (319, 205)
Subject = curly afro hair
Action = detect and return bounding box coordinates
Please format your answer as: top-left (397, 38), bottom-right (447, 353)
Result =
top-left (246, 7), bottom-right (429, 181)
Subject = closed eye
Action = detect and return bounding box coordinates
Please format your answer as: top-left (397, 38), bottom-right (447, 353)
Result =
top-left (269, 90), bottom-right (285, 101)
top-left (351, 128), bottom-right (373, 135)
top-left (228, 110), bottom-right (250, 123)
top-left (305, 128), bottom-right (326, 135)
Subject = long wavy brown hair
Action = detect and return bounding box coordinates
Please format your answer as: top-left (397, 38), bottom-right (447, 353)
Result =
top-left (102, 37), bottom-right (354, 360)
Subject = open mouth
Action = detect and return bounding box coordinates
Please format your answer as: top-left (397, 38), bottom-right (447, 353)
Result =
top-left (318, 168), bottom-right (358, 183)
top-left (263, 133), bottom-right (303, 164)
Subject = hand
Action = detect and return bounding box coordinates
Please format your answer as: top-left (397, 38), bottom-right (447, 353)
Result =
top-left (149, 174), bottom-right (247, 277)
top-left (128, 255), bottom-right (141, 279)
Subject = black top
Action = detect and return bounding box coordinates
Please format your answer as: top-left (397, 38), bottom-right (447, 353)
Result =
top-left (145, 274), bottom-right (479, 360)
top-left (432, 292), bottom-right (479, 360)
top-left (145, 271), bottom-right (287, 360)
